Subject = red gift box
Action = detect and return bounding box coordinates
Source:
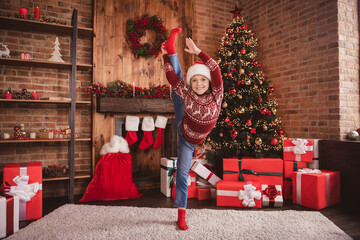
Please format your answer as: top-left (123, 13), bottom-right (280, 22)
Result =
top-left (0, 192), bottom-right (19, 238)
top-left (3, 162), bottom-right (42, 221)
top-left (216, 181), bottom-right (262, 208)
top-left (292, 169), bottom-right (340, 210)
top-left (196, 186), bottom-right (216, 200)
top-left (283, 161), bottom-right (307, 199)
top-left (223, 157), bottom-right (283, 188)
top-left (172, 171), bottom-right (197, 199)
top-left (283, 139), bottom-right (313, 162)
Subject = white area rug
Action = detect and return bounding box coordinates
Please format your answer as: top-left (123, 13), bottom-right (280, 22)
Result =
top-left (7, 204), bottom-right (351, 240)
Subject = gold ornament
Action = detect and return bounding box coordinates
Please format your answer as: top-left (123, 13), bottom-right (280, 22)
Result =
top-left (238, 95), bottom-right (243, 99)
top-left (222, 102), bottom-right (228, 108)
top-left (272, 108), bottom-right (277, 114)
top-left (245, 79), bottom-right (251, 85)
top-left (237, 107), bottom-right (245, 114)
top-left (239, 68), bottom-right (245, 74)
top-left (207, 137), bottom-right (211, 142)
top-left (249, 105), bottom-right (253, 110)
top-left (227, 52), bottom-right (232, 56)
top-left (263, 125), bottom-right (268, 130)
top-left (259, 80), bottom-right (263, 85)
top-left (219, 133), bottom-right (223, 137)
top-left (255, 137), bottom-right (262, 145)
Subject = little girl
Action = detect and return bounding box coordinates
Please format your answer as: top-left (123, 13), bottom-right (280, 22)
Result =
top-left (162, 29), bottom-right (223, 230)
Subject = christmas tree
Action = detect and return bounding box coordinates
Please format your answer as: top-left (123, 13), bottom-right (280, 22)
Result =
top-left (48, 37), bottom-right (65, 62)
top-left (207, 6), bottom-right (284, 158)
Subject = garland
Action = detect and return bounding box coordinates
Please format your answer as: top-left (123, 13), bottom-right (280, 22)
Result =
top-left (83, 80), bottom-right (171, 99)
top-left (126, 14), bottom-right (168, 58)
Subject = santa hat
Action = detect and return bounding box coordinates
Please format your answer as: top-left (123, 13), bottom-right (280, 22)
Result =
top-left (186, 61), bottom-right (211, 85)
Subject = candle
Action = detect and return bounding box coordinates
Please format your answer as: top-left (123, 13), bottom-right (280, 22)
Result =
top-left (169, 85), bottom-right (172, 98)
top-left (132, 82), bottom-right (135, 97)
top-left (34, 7), bottom-right (40, 20)
top-left (19, 8), bottom-right (27, 18)
top-left (31, 91), bottom-right (39, 100)
top-left (30, 132), bottom-right (36, 139)
top-left (3, 133), bottom-right (10, 139)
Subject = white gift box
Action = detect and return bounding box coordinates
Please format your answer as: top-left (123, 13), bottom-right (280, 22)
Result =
top-left (160, 157), bottom-right (177, 197)
top-left (190, 161), bottom-right (221, 186)
top-left (0, 192), bottom-right (19, 238)
top-left (307, 139), bottom-right (320, 169)
top-left (261, 184), bottom-right (283, 207)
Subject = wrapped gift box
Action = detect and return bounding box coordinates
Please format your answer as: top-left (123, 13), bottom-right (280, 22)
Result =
top-left (160, 157), bottom-right (212, 197)
top-left (172, 171), bottom-right (197, 199)
top-left (283, 161), bottom-right (307, 199)
top-left (160, 157), bottom-right (177, 197)
top-left (191, 161), bottom-right (221, 186)
top-left (261, 184), bottom-right (283, 207)
top-left (217, 181), bottom-right (262, 208)
top-left (3, 162), bottom-right (42, 221)
top-left (292, 169), bottom-right (340, 210)
top-left (196, 186), bottom-right (216, 200)
top-left (0, 192), bottom-right (19, 238)
top-left (307, 139), bottom-right (320, 169)
top-left (283, 139), bottom-right (313, 162)
top-left (223, 157), bottom-right (283, 188)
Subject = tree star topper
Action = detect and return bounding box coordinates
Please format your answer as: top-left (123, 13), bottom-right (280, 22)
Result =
top-left (230, 5), bottom-right (243, 19)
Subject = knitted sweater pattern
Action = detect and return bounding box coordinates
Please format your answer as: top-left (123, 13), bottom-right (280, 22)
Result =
top-left (163, 51), bottom-right (223, 144)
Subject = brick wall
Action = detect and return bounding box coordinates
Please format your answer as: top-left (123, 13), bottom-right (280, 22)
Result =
top-left (0, 0), bottom-right (93, 197)
top-left (338, 0), bottom-right (359, 139)
top-left (237, 0), bottom-right (359, 139)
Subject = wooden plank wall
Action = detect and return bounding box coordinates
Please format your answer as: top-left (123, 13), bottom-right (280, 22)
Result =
top-left (92, 0), bottom-right (193, 178)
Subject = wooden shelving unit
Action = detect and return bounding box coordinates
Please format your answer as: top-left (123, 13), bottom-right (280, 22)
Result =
top-left (0, 99), bottom-right (91, 104)
top-left (0, 16), bottom-right (93, 38)
top-left (0, 9), bottom-right (93, 202)
top-left (43, 173), bottom-right (91, 182)
top-left (0, 58), bottom-right (92, 70)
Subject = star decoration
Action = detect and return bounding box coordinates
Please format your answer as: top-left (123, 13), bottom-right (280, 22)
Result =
top-left (230, 5), bottom-right (242, 18)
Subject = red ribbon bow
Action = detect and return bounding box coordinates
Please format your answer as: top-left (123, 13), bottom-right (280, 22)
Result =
top-left (263, 185), bottom-right (280, 200)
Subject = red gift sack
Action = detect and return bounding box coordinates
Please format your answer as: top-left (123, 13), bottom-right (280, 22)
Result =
top-left (80, 152), bottom-right (142, 202)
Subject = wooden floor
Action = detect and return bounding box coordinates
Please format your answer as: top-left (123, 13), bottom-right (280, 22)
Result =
top-left (19, 189), bottom-right (357, 239)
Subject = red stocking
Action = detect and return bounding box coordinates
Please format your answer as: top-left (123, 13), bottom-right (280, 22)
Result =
top-left (153, 116), bottom-right (168, 149)
top-left (124, 116), bottom-right (139, 146)
top-left (139, 116), bottom-right (155, 150)
top-left (164, 28), bottom-right (182, 55)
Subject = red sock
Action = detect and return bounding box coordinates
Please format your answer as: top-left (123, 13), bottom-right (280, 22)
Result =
top-left (138, 131), bottom-right (154, 150)
top-left (164, 28), bottom-right (182, 55)
top-left (153, 116), bottom-right (168, 149)
top-left (177, 208), bottom-right (188, 231)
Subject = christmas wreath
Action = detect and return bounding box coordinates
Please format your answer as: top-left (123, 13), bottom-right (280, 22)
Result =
top-left (126, 14), bottom-right (168, 58)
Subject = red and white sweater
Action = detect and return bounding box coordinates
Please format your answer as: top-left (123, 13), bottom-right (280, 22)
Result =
top-left (163, 51), bottom-right (223, 145)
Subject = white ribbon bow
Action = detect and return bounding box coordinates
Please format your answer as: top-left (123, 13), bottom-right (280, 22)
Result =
top-left (238, 183), bottom-right (261, 207)
top-left (9, 175), bottom-right (40, 202)
top-left (298, 168), bottom-right (322, 174)
top-left (292, 139), bottom-right (308, 155)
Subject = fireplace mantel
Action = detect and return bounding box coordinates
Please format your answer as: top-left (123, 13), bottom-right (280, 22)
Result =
top-left (96, 97), bottom-right (175, 114)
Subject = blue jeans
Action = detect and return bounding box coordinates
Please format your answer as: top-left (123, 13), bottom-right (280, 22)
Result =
top-left (168, 54), bottom-right (196, 208)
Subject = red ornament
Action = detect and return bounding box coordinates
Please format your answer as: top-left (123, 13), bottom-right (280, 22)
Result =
top-left (229, 88), bottom-right (236, 94)
top-left (258, 63), bottom-right (262, 67)
top-left (270, 137), bottom-right (278, 145)
top-left (224, 62), bottom-right (228, 65)
top-left (224, 40), bottom-right (228, 45)
top-left (246, 135), bottom-right (250, 140)
top-left (246, 41), bottom-right (251, 46)
top-left (261, 72), bottom-right (266, 77)
top-left (14, 126), bottom-right (20, 131)
top-left (224, 118), bottom-right (230, 123)
top-left (230, 130), bottom-right (238, 138)
top-left (227, 28), bottom-right (231, 32)
top-left (229, 34), bottom-right (234, 40)
top-left (250, 33), bottom-right (254, 36)
top-left (270, 122), bottom-right (275, 126)
top-left (252, 60), bottom-right (258, 66)
top-left (278, 129), bottom-right (285, 135)
top-left (240, 48), bottom-right (246, 54)
top-left (258, 97), bottom-right (262, 103)
top-left (246, 119), bottom-right (252, 126)
top-left (218, 47), bottom-right (223, 52)
top-left (227, 72), bottom-right (232, 77)
top-left (268, 86), bottom-right (275, 93)
top-left (236, 28), bottom-right (240, 33)
top-left (260, 108), bottom-right (267, 114)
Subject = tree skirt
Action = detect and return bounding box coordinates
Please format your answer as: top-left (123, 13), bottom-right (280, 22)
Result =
top-left (7, 204), bottom-right (351, 240)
